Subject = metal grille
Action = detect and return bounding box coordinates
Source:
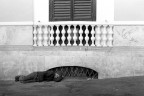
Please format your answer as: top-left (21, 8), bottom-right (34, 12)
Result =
top-left (48, 66), bottom-right (98, 79)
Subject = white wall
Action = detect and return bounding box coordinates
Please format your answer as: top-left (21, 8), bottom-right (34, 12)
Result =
top-left (1, 0), bottom-right (144, 22)
top-left (34, 0), bottom-right (114, 23)
top-left (34, 0), bottom-right (48, 23)
top-left (0, 0), bottom-right (33, 22)
top-left (97, 0), bottom-right (114, 23)
top-left (115, 0), bottom-right (144, 21)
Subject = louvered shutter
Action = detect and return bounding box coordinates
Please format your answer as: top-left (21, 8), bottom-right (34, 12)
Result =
top-left (73, 0), bottom-right (96, 21)
top-left (50, 0), bottom-right (72, 21)
top-left (49, 0), bottom-right (96, 21)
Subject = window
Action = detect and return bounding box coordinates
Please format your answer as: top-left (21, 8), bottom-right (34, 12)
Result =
top-left (49, 0), bottom-right (96, 21)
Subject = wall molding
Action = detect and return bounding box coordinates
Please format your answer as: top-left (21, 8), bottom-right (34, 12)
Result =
top-left (0, 21), bottom-right (144, 26)
top-left (0, 45), bottom-right (144, 52)
top-left (0, 22), bottom-right (33, 25)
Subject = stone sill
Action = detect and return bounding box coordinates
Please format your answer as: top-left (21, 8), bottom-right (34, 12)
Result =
top-left (0, 45), bottom-right (144, 52)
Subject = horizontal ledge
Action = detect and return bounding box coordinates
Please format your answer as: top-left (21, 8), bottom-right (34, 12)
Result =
top-left (0, 45), bottom-right (33, 51)
top-left (34, 21), bottom-right (144, 25)
top-left (0, 46), bottom-right (144, 52)
top-left (0, 45), bottom-right (112, 51)
top-left (33, 46), bottom-right (113, 51)
top-left (0, 22), bottom-right (34, 25)
top-left (0, 21), bottom-right (144, 26)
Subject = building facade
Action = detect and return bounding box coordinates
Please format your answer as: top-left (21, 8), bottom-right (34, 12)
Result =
top-left (0, 0), bottom-right (144, 80)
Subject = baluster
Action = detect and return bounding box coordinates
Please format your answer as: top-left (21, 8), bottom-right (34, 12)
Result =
top-left (43, 25), bottom-right (48, 46)
top-left (47, 25), bottom-right (51, 46)
top-left (73, 25), bottom-right (77, 46)
top-left (107, 25), bottom-right (113, 47)
top-left (101, 25), bottom-right (107, 47)
top-left (85, 25), bottom-right (89, 46)
top-left (67, 25), bottom-right (71, 46)
top-left (61, 25), bottom-right (66, 46)
top-left (79, 25), bottom-right (83, 46)
top-left (95, 25), bottom-right (101, 47)
top-left (50, 25), bottom-right (54, 46)
top-left (91, 25), bottom-right (95, 46)
top-left (37, 25), bottom-right (43, 46)
top-left (55, 25), bottom-right (60, 46)
top-left (33, 25), bottom-right (37, 46)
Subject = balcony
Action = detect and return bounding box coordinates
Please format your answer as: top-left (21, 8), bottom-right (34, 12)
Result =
top-left (33, 22), bottom-right (114, 47)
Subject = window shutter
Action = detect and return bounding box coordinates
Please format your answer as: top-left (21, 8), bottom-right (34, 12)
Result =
top-left (50, 0), bottom-right (96, 21)
top-left (50, 0), bottom-right (72, 21)
top-left (73, 0), bottom-right (96, 21)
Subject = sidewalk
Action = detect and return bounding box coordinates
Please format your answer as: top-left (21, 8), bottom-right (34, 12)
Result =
top-left (0, 76), bottom-right (144, 96)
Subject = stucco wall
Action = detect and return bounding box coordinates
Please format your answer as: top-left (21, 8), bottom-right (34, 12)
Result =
top-left (0, 26), bottom-right (32, 45)
top-left (0, 0), bottom-right (33, 22)
top-left (114, 26), bottom-right (144, 46)
top-left (115, 0), bottom-right (144, 21)
top-left (0, 25), bottom-right (144, 80)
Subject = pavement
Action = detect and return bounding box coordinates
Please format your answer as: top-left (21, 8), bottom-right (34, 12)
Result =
top-left (0, 76), bottom-right (144, 96)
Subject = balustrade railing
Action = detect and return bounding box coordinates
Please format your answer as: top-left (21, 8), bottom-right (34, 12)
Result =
top-left (33, 24), bottom-right (114, 47)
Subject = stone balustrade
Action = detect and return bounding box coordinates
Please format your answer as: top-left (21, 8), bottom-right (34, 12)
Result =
top-left (33, 24), bottom-right (114, 47)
